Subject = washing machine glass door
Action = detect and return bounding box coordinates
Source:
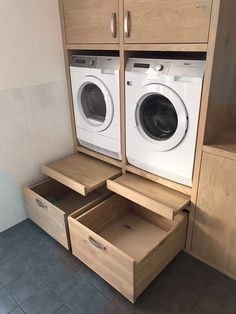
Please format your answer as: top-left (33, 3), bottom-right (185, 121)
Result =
top-left (136, 84), bottom-right (188, 151)
top-left (78, 76), bottom-right (114, 132)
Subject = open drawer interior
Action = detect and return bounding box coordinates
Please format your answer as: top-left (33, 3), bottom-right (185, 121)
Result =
top-left (107, 173), bottom-right (190, 220)
top-left (41, 153), bottom-right (121, 196)
top-left (77, 195), bottom-right (187, 262)
top-left (70, 194), bottom-right (188, 301)
top-left (30, 179), bottom-right (110, 216)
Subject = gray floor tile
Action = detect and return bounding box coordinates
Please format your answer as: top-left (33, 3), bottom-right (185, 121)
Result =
top-left (24, 238), bottom-right (59, 268)
top-left (54, 304), bottom-right (75, 314)
top-left (102, 302), bottom-right (124, 314)
top-left (67, 283), bottom-right (109, 314)
top-left (48, 271), bottom-right (89, 302)
top-left (0, 283), bottom-right (17, 314)
top-left (191, 273), bottom-right (236, 314)
top-left (20, 286), bottom-right (63, 314)
top-left (0, 255), bottom-right (30, 285)
top-left (72, 259), bottom-right (97, 281)
top-left (91, 273), bottom-right (118, 301)
top-left (36, 254), bottom-right (88, 302)
top-left (111, 286), bottom-right (173, 314)
top-left (0, 219), bottom-right (36, 241)
top-left (9, 306), bottom-right (25, 314)
top-left (6, 269), bottom-right (46, 304)
top-left (145, 252), bottom-right (218, 314)
top-left (35, 252), bottom-right (77, 283)
top-left (0, 236), bottom-right (23, 266)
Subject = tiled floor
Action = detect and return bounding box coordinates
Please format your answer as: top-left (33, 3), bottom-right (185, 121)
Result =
top-left (0, 220), bottom-right (235, 314)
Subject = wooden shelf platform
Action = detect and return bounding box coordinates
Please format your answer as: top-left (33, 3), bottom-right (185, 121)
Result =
top-left (107, 173), bottom-right (190, 220)
top-left (41, 154), bottom-right (121, 196)
top-left (203, 130), bottom-right (236, 161)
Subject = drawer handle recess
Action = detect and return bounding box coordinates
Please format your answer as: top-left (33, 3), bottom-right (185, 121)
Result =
top-left (35, 198), bottom-right (47, 209)
top-left (88, 236), bottom-right (106, 250)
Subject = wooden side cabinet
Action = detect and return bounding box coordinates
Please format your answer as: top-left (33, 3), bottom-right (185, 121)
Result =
top-left (124, 0), bottom-right (212, 43)
top-left (62, 0), bottom-right (119, 44)
top-left (191, 152), bottom-right (236, 278)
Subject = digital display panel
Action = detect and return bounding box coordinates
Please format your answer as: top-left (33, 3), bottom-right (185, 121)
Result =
top-left (75, 59), bottom-right (86, 64)
top-left (134, 63), bottom-right (150, 69)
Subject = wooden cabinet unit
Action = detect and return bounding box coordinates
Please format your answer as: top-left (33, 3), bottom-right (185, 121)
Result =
top-left (24, 179), bottom-right (110, 249)
top-left (123, 0), bottom-right (212, 43)
top-left (22, 0), bottom-right (236, 303)
top-left (69, 194), bottom-right (188, 302)
top-left (62, 0), bottom-right (119, 44)
top-left (191, 152), bottom-right (236, 279)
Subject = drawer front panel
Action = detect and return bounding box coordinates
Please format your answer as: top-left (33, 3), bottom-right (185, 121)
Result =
top-left (69, 217), bottom-right (134, 301)
top-left (24, 188), bottom-right (68, 249)
top-left (124, 0), bottom-right (212, 44)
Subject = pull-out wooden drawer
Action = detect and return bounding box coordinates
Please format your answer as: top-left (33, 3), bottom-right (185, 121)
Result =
top-left (107, 173), bottom-right (190, 220)
top-left (68, 194), bottom-right (188, 302)
top-left (24, 179), bottom-right (111, 249)
top-left (41, 154), bottom-right (121, 196)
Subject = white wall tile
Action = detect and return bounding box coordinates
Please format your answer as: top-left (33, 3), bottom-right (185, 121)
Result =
top-left (0, 113), bottom-right (28, 144)
top-left (0, 88), bottom-right (24, 117)
top-left (29, 124), bottom-right (74, 167)
top-left (23, 82), bottom-right (57, 111)
top-left (0, 171), bottom-right (27, 233)
top-left (53, 80), bottom-right (69, 106)
top-left (0, 1), bottom-right (70, 232)
top-left (50, 104), bottom-right (71, 128)
top-left (25, 106), bottom-right (53, 134)
top-left (1, 136), bottom-right (36, 186)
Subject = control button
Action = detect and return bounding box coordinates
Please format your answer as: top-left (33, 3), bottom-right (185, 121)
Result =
top-left (88, 59), bottom-right (95, 66)
top-left (156, 64), bottom-right (164, 71)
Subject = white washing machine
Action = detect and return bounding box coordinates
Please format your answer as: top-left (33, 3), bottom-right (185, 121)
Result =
top-left (70, 55), bottom-right (121, 160)
top-left (125, 58), bottom-right (205, 186)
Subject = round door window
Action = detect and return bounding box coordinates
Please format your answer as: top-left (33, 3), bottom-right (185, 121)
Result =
top-left (139, 94), bottom-right (178, 141)
top-left (77, 76), bottom-right (114, 132)
top-left (135, 86), bottom-right (188, 151)
top-left (81, 83), bottom-right (106, 125)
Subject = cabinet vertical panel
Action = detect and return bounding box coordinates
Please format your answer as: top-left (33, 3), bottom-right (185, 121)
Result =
top-left (62, 0), bottom-right (119, 44)
top-left (192, 153), bottom-right (236, 277)
top-left (124, 0), bottom-right (212, 43)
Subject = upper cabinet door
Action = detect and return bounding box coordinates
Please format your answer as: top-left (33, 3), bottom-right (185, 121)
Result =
top-left (123, 0), bottom-right (212, 44)
top-left (62, 0), bottom-right (119, 44)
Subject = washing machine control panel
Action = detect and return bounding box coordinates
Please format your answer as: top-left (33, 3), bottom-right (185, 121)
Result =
top-left (126, 58), bottom-right (205, 78)
top-left (126, 58), bottom-right (169, 75)
top-left (71, 55), bottom-right (120, 71)
top-left (71, 55), bottom-right (98, 68)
